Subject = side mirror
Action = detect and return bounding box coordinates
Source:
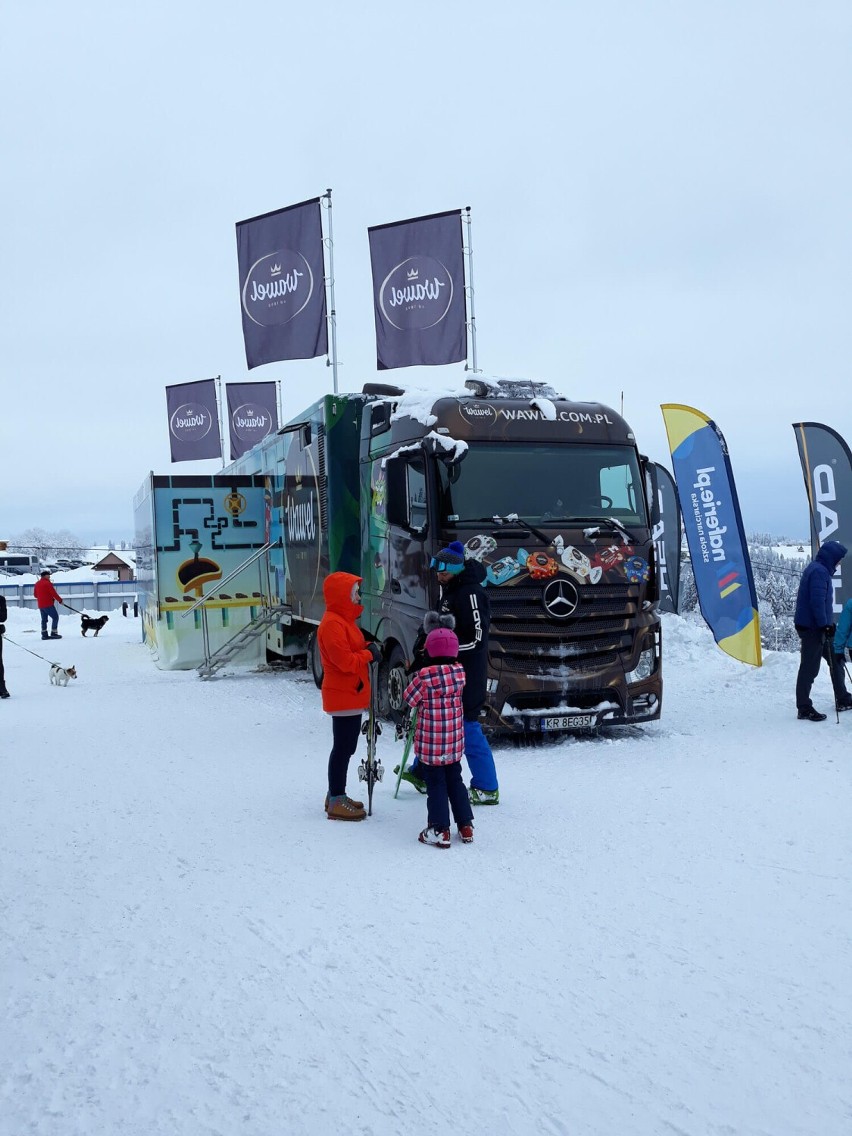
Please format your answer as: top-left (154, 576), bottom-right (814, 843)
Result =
top-left (644, 459), bottom-right (661, 527)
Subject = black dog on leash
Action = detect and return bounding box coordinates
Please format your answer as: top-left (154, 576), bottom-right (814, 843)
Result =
top-left (81, 614), bottom-right (110, 637)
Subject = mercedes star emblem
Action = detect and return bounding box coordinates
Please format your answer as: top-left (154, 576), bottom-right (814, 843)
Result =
top-left (542, 577), bottom-right (579, 619)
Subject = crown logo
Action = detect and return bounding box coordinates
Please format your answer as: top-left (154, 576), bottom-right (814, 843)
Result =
top-left (270, 263), bottom-right (281, 275)
top-left (407, 268), bottom-right (419, 281)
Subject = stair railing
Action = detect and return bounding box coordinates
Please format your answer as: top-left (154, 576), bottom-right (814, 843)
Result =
top-left (180, 539), bottom-right (281, 673)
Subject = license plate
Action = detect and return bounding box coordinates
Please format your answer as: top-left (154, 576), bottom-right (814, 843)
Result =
top-left (542, 714), bottom-right (596, 730)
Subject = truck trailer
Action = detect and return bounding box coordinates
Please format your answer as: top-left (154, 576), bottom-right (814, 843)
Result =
top-left (225, 377), bottom-right (663, 735)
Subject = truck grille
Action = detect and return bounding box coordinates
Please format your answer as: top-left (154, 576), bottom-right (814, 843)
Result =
top-left (489, 581), bottom-right (639, 672)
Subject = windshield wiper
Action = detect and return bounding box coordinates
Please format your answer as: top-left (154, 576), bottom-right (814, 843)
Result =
top-left (489, 513), bottom-right (554, 547)
top-left (580, 517), bottom-right (639, 544)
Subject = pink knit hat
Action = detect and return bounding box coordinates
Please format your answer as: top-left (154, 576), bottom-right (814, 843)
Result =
top-left (425, 627), bottom-right (459, 658)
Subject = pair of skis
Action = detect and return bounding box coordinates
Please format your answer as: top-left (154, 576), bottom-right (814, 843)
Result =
top-left (358, 663), bottom-right (384, 815)
top-left (357, 664), bottom-right (419, 813)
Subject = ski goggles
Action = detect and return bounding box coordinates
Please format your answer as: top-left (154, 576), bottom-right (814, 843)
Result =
top-left (429, 556), bottom-right (464, 574)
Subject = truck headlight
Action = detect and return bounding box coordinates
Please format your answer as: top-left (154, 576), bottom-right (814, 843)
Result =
top-left (626, 647), bottom-right (656, 684)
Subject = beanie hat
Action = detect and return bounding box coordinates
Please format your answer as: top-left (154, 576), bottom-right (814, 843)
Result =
top-left (430, 541), bottom-right (465, 575)
top-left (425, 627), bottom-right (459, 658)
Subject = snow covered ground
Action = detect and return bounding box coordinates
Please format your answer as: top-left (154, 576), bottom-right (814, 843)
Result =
top-left (2, 606), bottom-right (851, 1136)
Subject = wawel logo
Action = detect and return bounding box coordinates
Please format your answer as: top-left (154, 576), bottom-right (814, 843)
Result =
top-left (242, 248), bottom-right (314, 327)
top-left (379, 255), bottom-right (454, 331)
top-left (169, 402), bottom-right (213, 441)
top-left (457, 403), bottom-right (614, 428)
top-left (231, 403), bottom-right (273, 443)
top-left (286, 491), bottom-right (316, 543)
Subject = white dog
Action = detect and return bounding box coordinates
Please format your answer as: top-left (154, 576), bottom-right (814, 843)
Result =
top-left (49, 664), bottom-right (77, 687)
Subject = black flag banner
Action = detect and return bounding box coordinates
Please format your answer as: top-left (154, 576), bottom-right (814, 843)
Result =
top-left (650, 462), bottom-right (682, 614)
top-left (166, 379), bottom-right (222, 463)
top-left (236, 199), bottom-right (328, 369)
top-left (793, 421), bottom-right (852, 614)
top-left (226, 382), bottom-right (279, 461)
top-left (368, 209), bottom-right (466, 370)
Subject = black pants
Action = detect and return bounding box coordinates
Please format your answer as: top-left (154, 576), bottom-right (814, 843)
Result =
top-left (327, 714), bottom-right (362, 797)
top-left (0, 634), bottom-right (5, 693)
top-left (422, 761), bottom-right (474, 831)
top-left (796, 627), bottom-right (850, 710)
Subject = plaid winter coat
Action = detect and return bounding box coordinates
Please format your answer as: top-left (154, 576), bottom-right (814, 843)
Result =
top-left (402, 663), bottom-right (465, 765)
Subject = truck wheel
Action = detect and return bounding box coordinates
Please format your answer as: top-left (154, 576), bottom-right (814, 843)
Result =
top-left (378, 643), bottom-right (406, 724)
top-left (309, 631), bottom-right (323, 689)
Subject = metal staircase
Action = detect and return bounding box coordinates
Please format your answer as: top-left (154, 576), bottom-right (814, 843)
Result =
top-left (180, 539), bottom-right (290, 680)
top-left (196, 601), bottom-right (290, 679)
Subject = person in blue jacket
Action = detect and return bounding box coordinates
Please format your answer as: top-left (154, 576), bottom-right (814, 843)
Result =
top-left (832, 595), bottom-right (852, 687)
top-left (794, 540), bottom-right (852, 720)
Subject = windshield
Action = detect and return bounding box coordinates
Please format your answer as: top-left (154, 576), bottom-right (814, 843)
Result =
top-left (437, 443), bottom-right (648, 527)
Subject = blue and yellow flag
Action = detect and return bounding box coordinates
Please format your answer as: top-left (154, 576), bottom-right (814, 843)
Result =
top-left (661, 404), bottom-right (762, 666)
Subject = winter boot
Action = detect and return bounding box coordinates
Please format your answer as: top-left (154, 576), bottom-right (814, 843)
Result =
top-left (469, 787), bottom-right (500, 806)
top-left (0, 688), bottom-right (9, 699)
top-left (393, 766), bottom-right (427, 794)
top-left (49, 632), bottom-right (62, 640)
top-left (324, 792), bottom-right (364, 813)
top-left (418, 826), bottom-right (451, 849)
top-left (41, 631), bottom-right (49, 640)
top-left (836, 701), bottom-right (852, 712)
top-left (797, 707), bottom-right (827, 722)
top-left (458, 823), bottom-right (474, 844)
top-left (327, 795), bottom-right (366, 821)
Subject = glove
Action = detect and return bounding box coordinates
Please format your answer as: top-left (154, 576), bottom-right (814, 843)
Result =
top-left (848, 648), bottom-right (852, 664)
top-left (0, 624), bottom-right (5, 636)
top-left (366, 642), bottom-right (382, 664)
top-left (824, 625), bottom-right (835, 637)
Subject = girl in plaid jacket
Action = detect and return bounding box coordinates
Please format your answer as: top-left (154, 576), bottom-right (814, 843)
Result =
top-left (402, 626), bottom-right (475, 849)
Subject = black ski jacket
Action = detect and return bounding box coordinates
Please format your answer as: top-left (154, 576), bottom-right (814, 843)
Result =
top-left (438, 559), bottom-right (490, 719)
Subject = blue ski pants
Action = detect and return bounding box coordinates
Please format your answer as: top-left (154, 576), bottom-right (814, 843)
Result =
top-left (463, 719), bottom-right (498, 792)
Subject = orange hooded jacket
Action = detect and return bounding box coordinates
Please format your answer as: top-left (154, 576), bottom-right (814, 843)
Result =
top-left (317, 572), bottom-right (373, 713)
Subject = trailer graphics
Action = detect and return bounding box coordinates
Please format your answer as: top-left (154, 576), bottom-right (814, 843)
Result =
top-left (133, 474), bottom-right (269, 668)
top-left (210, 378), bottom-right (662, 733)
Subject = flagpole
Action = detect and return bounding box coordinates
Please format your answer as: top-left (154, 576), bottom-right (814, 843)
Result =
top-left (276, 378), bottom-right (282, 430)
top-left (322, 188), bottom-right (339, 393)
top-left (463, 206), bottom-right (480, 374)
top-left (215, 375), bottom-right (225, 468)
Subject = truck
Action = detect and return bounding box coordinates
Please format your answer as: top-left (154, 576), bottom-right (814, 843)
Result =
top-left (226, 376), bottom-right (662, 735)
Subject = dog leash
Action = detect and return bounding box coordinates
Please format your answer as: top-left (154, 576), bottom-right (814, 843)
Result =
top-left (2, 636), bottom-right (65, 668)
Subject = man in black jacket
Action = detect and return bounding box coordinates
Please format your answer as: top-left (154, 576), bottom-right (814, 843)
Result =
top-left (432, 542), bottom-right (499, 805)
top-left (0, 594), bottom-right (9, 698)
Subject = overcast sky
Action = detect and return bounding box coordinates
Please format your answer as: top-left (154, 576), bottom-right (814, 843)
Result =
top-left (3, 1), bottom-right (850, 543)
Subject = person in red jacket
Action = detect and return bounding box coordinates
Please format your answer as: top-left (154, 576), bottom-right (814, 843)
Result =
top-left (317, 571), bottom-right (381, 821)
top-left (33, 570), bottom-right (64, 640)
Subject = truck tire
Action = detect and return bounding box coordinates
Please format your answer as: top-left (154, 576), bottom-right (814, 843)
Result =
top-left (309, 631), bottom-right (323, 689)
top-left (377, 642), bottom-right (407, 724)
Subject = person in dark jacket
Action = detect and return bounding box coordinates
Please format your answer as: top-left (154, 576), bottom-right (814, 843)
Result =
top-left (0, 594), bottom-right (9, 698)
top-left (432, 541), bottom-right (499, 804)
top-left (793, 540), bottom-right (852, 720)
